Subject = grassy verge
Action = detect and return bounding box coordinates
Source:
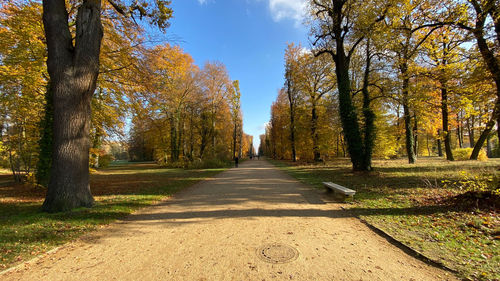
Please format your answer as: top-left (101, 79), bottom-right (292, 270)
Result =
top-left (0, 163), bottom-right (225, 270)
top-left (270, 158), bottom-right (499, 281)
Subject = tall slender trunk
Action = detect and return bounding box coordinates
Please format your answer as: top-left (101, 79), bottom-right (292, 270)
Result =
top-left (286, 78), bottom-right (297, 162)
top-left (467, 117), bottom-right (475, 147)
top-left (441, 86), bottom-right (454, 160)
top-left (177, 112), bottom-right (184, 159)
top-left (413, 115), bottom-right (418, 158)
top-left (169, 113), bottom-right (178, 161)
top-left (232, 122), bottom-right (237, 159)
top-left (471, 104), bottom-right (498, 159)
top-left (42, 0), bottom-right (102, 212)
top-left (189, 112), bottom-right (194, 160)
top-left (311, 101), bottom-right (321, 162)
top-left (457, 114), bottom-right (463, 148)
top-left (403, 97), bottom-right (415, 163)
top-left (437, 129), bottom-right (443, 157)
top-left (401, 61), bottom-right (416, 164)
top-left (361, 40), bottom-right (374, 170)
top-left (426, 133), bottom-right (431, 156)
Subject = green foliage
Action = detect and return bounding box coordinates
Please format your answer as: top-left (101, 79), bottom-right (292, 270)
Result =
top-left (98, 154), bottom-right (114, 169)
top-left (453, 148), bottom-right (488, 161)
top-left (89, 148), bottom-right (114, 169)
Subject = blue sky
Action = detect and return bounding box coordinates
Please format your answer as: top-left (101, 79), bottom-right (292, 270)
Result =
top-left (165, 0), bottom-right (308, 149)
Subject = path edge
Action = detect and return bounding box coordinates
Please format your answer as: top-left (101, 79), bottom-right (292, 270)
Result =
top-left (354, 215), bottom-right (461, 279)
top-left (0, 167), bottom-right (231, 277)
top-left (269, 159), bottom-right (462, 280)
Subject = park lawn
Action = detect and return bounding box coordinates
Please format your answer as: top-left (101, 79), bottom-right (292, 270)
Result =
top-left (271, 158), bottom-right (500, 281)
top-left (0, 163), bottom-right (225, 271)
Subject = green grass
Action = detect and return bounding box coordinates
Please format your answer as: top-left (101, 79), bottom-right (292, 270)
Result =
top-left (271, 157), bottom-right (500, 281)
top-left (0, 163), bottom-right (225, 271)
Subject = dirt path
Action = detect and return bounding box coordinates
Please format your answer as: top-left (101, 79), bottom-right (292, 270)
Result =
top-left (3, 160), bottom-right (457, 281)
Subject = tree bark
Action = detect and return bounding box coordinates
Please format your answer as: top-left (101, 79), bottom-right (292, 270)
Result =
top-left (403, 95), bottom-right (415, 163)
top-left (467, 117), bottom-right (475, 147)
top-left (470, 104), bottom-right (498, 159)
top-left (437, 129), bottom-right (443, 157)
top-left (400, 62), bottom-right (416, 164)
top-left (441, 87), bottom-right (454, 160)
top-left (286, 78), bottom-right (297, 162)
top-left (334, 52), bottom-right (364, 170)
top-left (42, 0), bottom-right (102, 212)
top-left (311, 102), bottom-right (321, 162)
top-left (361, 41), bottom-right (374, 171)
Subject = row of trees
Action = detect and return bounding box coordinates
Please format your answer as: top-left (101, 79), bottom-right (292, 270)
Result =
top-left (127, 46), bottom-right (252, 164)
top-left (0, 0), bottom-right (249, 211)
top-left (261, 0), bottom-right (498, 170)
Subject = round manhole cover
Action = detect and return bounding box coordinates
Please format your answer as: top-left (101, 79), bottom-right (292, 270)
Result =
top-left (257, 243), bottom-right (299, 264)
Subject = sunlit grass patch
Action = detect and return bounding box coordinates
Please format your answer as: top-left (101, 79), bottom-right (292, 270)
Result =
top-left (271, 157), bottom-right (500, 281)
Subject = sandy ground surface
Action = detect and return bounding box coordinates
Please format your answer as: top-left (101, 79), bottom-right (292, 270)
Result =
top-left (2, 159), bottom-right (457, 281)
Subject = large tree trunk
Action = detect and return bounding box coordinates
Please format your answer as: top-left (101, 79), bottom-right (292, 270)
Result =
top-left (334, 52), bottom-right (365, 170)
top-left (42, 0), bottom-right (102, 212)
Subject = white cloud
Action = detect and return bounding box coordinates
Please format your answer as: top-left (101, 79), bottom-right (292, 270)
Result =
top-left (198, 0), bottom-right (207, 5)
top-left (268, 0), bottom-right (307, 24)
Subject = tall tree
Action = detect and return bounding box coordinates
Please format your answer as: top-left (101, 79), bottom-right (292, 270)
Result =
top-left (284, 44), bottom-right (302, 162)
top-left (384, 0), bottom-right (445, 163)
top-left (42, 0), bottom-right (172, 212)
top-left (422, 26), bottom-right (468, 161)
top-left (449, 0), bottom-right (500, 159)
top-left (229, 80), bottom-right (242, 160)
top-left (296, 52), bottom-right (335, 162)
top-left (309, 0), bottom-right (386, 170)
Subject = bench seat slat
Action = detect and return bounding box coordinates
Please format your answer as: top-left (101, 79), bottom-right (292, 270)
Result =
top-left (322, 182), bottom-right (356, 196)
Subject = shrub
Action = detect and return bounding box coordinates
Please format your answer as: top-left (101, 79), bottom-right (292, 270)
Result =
top-left (452, 148), bottom-right (488, 161)
top-left (89, 148), bottom-right (114, 168)
top-left (98, 154), bottom-right (114, 168)
top-left (161, 159), bottom-right (231, 169)
top-left (442, 171), bottom-right (489, 193)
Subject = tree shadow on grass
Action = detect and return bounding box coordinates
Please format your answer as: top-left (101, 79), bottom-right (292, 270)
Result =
top-left (122, 204), bottom-right (449, 226)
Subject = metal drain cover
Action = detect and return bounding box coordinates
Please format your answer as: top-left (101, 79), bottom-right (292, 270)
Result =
top-left (257, 243), bottom-right (299, 264)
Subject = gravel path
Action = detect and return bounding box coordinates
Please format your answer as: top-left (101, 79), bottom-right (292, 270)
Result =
top-left (3, 159), bottom-right (457, 280)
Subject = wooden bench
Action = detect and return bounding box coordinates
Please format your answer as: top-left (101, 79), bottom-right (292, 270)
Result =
top-left (322, 182), bottom-right (356, 200)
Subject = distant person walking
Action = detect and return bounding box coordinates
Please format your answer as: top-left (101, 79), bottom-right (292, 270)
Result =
top-left (234, 157), bottom-right (239, 168)
top-left (257, 154), bottom-right (260, 160)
